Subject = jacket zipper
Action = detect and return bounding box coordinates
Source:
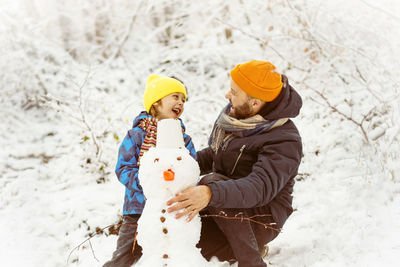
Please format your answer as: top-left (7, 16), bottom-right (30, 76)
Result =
top-left (230, 145), bottom-right (246, 176)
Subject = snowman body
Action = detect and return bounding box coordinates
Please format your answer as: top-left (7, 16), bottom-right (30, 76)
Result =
top-left (136, 119), bottom-right (207, 267)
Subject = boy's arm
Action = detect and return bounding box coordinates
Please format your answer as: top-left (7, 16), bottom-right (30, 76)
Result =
top-left (115, 132), bottom-right (142, 193)
top-left (183, 133), bottom-right (197, 160)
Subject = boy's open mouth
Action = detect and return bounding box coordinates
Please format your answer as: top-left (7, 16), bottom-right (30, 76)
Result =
top-left (172, 107), bottom-right (181, 116)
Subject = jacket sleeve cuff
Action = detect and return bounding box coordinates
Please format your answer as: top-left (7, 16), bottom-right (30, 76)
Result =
top-left (207, 183), bottom-right (221, 207)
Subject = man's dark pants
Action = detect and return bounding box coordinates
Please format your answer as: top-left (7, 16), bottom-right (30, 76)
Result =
top-left (196, 174), bottom-right (280, 267)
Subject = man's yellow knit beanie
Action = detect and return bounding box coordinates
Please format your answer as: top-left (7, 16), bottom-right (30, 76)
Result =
top-left (143, 74), bottom-right (187, 113)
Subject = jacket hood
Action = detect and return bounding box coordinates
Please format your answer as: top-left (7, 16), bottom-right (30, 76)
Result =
top-left (258, 75), bottom-right (302, 120)
top-left (132, 111), bottom-right (149, 128)
top-left (132, 111), bottom-right (187, 131)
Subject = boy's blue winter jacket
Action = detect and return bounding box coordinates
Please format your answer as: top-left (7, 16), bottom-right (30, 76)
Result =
top-left (115, 111), bottom-right (197, 215)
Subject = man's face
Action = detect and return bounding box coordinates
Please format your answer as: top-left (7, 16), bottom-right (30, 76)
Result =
top-left (225, 79), bottom-right (253, 120)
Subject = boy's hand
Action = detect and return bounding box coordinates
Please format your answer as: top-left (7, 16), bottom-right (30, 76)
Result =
top-left (166, 185), bottom-right (212, 222)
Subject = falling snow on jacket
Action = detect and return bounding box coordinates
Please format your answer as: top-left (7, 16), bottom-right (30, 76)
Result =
top-left (115, 111), bottom-right (197, 215)
top-left (197, 75), bottom-right (303, 228)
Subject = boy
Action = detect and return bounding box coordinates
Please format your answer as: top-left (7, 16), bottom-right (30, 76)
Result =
top-left (104, 74), bottom-right (196, 266)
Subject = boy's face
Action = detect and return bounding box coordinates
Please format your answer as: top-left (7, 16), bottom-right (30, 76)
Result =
top-left (153, 92), bottom-right (186, 120)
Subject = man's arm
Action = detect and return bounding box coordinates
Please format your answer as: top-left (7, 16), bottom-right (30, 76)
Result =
top-left (207, 138), bottom-right (302, 208)
top-left (167, 134), bottom-right (302, 220)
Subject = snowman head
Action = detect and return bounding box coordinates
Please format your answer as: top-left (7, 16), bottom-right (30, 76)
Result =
top-left (138, 119), bottom-right (200, 199)
top-left (139, 147), bottom-right (199, 198)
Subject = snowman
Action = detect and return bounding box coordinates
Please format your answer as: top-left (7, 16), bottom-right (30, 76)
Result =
top-left (136, 118), bottom-right (208, 267)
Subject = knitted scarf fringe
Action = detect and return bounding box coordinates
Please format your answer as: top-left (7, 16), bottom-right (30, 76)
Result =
top-left (138, 117), bottom-right (158, 164)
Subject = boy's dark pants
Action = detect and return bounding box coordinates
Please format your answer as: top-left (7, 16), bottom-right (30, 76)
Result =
top-left (196, 174), bottom-right (280, 267)
top-left (103, 215), bottom-right (142, 267)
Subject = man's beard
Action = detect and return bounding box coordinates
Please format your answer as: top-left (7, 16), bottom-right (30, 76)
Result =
top-left (229, 101), bottom-right (253, 120)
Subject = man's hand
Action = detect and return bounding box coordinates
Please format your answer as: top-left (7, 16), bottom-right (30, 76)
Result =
top-left (166, 185), bottom-right (212, 222)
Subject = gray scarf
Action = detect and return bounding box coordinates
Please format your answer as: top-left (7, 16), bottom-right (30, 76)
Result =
top-left (209, 105), bottom-right (288, 151)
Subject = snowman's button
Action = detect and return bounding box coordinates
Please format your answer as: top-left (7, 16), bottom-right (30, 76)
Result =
top-left (163, 228), bottom-right (168, 234)
top-left (160, 216), bottom-right (166, 223)
top-left (177, 156), bottom-right (182, 161)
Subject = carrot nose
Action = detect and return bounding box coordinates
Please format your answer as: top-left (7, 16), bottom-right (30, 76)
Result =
top-left (163, 169), bottom-right (175, 181)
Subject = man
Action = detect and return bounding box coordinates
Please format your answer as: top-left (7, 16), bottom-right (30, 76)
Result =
top-left (167, 60), bottom-right (303, 267)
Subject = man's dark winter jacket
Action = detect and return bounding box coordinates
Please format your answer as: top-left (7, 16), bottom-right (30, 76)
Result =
top-left (197, 76), bottom-right (302, 228)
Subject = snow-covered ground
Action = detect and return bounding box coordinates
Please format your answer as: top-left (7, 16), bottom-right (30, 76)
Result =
top-left (1, 0), bottom-right (400, 266)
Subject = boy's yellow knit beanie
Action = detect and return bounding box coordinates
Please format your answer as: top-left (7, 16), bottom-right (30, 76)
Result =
top-left (143, 74), bottom-right (187, 113)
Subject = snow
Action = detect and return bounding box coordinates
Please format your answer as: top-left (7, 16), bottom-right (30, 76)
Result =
top-left (1, 0), bottom-right (400, 266)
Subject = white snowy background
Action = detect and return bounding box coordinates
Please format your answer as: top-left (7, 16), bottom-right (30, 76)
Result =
top-left (1, 0), bottom-right (400, 266)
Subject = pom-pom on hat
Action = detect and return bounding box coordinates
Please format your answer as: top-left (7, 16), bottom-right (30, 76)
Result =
top-left (143, 74), bottom-right (187, 112)
top-left (230, 60), bottom-right (283, 102)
